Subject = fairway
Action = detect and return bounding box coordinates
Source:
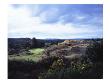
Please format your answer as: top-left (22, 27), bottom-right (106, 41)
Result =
top-left (8, 48), bottom-right (44, 62)
top-left (29, 48), bottom-right (44, 55)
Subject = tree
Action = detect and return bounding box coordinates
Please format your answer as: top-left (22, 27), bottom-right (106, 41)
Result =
top-left (31, 37), bottom-right (38, 48)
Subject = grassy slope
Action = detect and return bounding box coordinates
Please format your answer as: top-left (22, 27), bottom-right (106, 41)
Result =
top-left (8, 48), bottom-right (44, 62)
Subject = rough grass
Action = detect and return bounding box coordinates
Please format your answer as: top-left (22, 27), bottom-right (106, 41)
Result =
top-left (8, 48), bottom-right (44, 62)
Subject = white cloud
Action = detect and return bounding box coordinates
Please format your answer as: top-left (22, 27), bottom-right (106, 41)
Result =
top-left (8, 5), bottom-right (102, 39)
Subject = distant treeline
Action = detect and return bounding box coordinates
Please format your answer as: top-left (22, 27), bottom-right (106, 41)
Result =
top-left (8, 38), bottom-right (102, 55)
top-left (8, 38), bottom-right (64, 55)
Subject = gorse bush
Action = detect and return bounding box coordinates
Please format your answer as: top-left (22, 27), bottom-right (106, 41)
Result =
top-left (38, 57), bottom-right (65, 79)
top-left (38, 61), bottom-right (102, 79)
top-left (38, 51), bottom-right (103, 79)
top-left (51, 58), bottom-right (65, 70)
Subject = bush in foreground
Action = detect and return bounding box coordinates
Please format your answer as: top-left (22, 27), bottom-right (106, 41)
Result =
top-left (38, 56), bottom-right (103, 79)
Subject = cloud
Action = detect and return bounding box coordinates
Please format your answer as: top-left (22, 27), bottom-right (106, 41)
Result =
top-left (8, 4), bottom-right (103, 39)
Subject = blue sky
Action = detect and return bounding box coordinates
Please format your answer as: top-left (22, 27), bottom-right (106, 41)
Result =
top-left (8, 4), bottom-right (103, 39)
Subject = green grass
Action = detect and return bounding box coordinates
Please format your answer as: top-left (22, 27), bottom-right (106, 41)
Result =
top-left (29, 48), bottom-right (44, 55)
top-left (8, 48), bottom-right (44, 62)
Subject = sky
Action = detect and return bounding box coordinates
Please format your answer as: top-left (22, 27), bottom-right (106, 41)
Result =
top-left (8, 4), bottom-right (103, 39)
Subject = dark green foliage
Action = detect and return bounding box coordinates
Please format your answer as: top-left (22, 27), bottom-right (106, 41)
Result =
top-left (8, 38), bottom-right (103, 79)
top-left (8, 38), bottom-right (63, 55)
top-left (8, 60), bottom-right (38, 79)
top-left (8, 38), bottom-right (31, 55)
top-left (30, 37), bottom-right (45, 48)
top-left (86, 39), bottom-right (103, 62)
top-left (38, 57), bottom-right (103, 79)
top-left (30, 37), bottom-right (38, 48)
top-left (8, 56), bottom-right (59, 79)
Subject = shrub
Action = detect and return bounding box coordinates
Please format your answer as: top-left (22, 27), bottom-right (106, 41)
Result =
top-left (38, 62), bottom-right (92, 79)
top-left (38, 55), bottom-right (103, 79)
top-left (86, 40), bottom-right (103, 63)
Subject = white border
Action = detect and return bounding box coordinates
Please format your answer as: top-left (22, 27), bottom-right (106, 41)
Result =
top-left (103, 0), bottom-right (110, 80)
top-left (7, 0), bottom-right (103, 4)
top-left (0, 0), bottom-right (110, 82)
top-left (0, 0), bottom-right (8, 80)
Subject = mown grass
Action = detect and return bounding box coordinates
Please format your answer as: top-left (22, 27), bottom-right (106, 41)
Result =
top-left (29, 48), bottom-right (44, 55)
top-left (8, 48), bottom-right (44, 62)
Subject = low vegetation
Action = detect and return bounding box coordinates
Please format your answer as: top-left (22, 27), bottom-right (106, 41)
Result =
top-left (8, 38), bottom-right (103, 79)
top-left (8, 48), bottom-right (44, 62)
